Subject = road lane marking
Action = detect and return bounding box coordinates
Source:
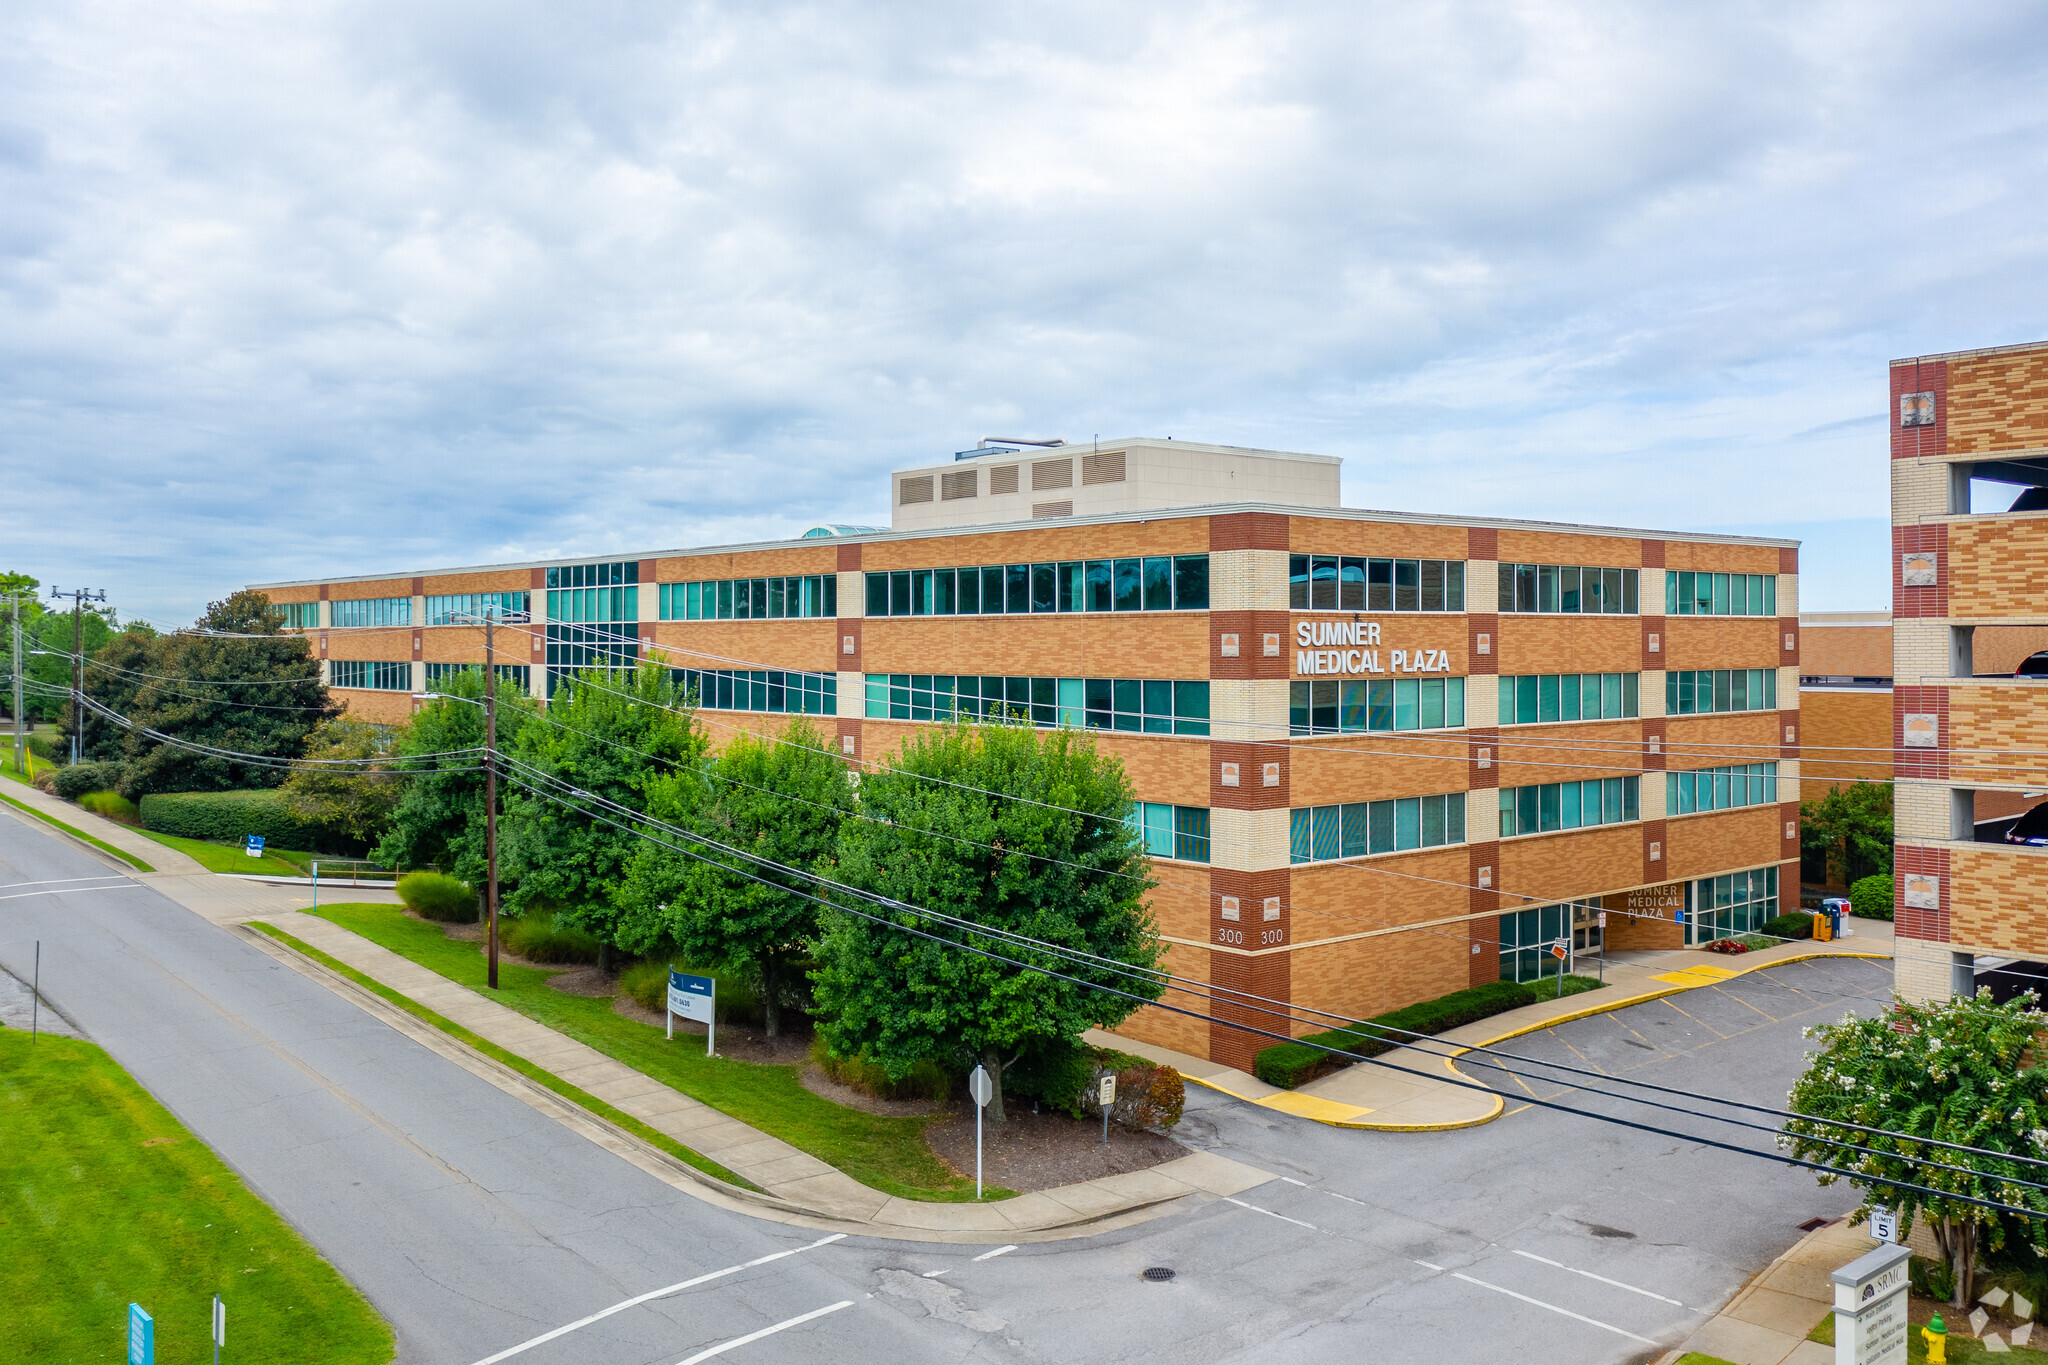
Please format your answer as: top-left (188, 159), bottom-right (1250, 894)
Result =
top-left (675, 1300), bottom-right (854, 1364)
top-left (921, 1269), bottom-right (950, 1278)
top-left (1323, 1191), bottom-right (1368, 1207)
top-left (1413, 1260), bottom-right (1445, 1271)
top-left (0, 875), bottom-right (132, 891)
top-left (470, 1234), bottom-right (847, 1365)
top-left (0, 883), bottom-right (143, 903)
top-left (1510, 1249), bottom-right (1685, 1306)
top-left (1279, 1176), bottom-right (1308, 1186)
top-left (1441, 1270), bottom-right (1656, 1344)
top-left (1223, 1197), bottom-right (1316, 1230)
top-left (971, 1245), bottom-right (1017, 1262)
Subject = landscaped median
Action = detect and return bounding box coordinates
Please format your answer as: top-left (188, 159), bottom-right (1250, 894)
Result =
top-left (291, 901), bottom-right (997, 1202)
top-left (1, 1026), bottom-right (392, 1363)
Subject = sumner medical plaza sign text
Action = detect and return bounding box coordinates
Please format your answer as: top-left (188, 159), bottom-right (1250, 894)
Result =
top-left (1294, 620), bottom-right (1454, 677)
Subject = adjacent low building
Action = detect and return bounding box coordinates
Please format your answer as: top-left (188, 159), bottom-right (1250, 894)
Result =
top-left (254, 438), bottom-right (1801, 1067)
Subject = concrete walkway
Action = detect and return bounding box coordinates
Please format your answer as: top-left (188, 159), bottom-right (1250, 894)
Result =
top-left (253, 908), bottom-right (1273, 1242)
top-left (1095, 924), bottom-right (1894, 1132)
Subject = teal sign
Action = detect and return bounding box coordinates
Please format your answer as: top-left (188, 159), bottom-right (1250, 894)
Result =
top-left (128, 1303), bottom-right (153, 1365)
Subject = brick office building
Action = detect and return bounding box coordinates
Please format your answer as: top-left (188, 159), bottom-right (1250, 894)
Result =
top-left (254, 439), bottom-right (1801, 1067)
top-left (1889, 341), bottom-right (2048, 1001)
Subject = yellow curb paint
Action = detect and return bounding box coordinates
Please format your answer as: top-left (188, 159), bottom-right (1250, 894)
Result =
top-left (1257, 1092), bottom-right (1373, 1122)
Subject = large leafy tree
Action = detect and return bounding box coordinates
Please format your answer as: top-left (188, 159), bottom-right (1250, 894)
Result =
top-left (813, 720), bottom-right (1162, 1122)
top-left (0, 572), bottom-right (44, 725)
top-left (618, 719), bottom-right (852, 1036)
top-left (82, 590), bottom-right (331, 795)
top-left (280, 717), bottom-right (405, 849)
top-left (1783, 991), bottom-right (2048, 1306)
top-left (375, 667), bottom-right (536, 884)
top-left (1799, 781), bottom-right (1893, 887)
top-left (34, 600), bottom-right (124, 728)
top-left (499, 661), bottom-right (704, 968)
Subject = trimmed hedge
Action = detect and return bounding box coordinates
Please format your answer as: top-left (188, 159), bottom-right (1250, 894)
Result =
top-left (1849, 873), bottom-right (1895, 921)
top-left (52, 762), bottom-right (125, 801)
top-left (1254, 979), bottom-right (1541, 1089)
top-left (397, 872), bottom-right (478, 924)
top-left (139, 789), bottom-right (332, 851)
top-left (502, 915), bottom-right (601, 965)
top-left (1761, 912), bottom-right (1815, 942)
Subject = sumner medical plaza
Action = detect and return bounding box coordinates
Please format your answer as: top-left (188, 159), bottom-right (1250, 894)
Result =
top-left (257, 438), bottom-right (1800, 1068)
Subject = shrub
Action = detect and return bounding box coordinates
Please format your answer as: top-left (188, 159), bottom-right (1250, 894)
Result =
top-left (78, 790), bottom-right (141, 824)
top-left (1849, 873), bottom-right (1895, 921)
top-left (1094, 1055), bottom-right (1185, 1133)
top-left (616, 961), bottom-right (763, 1026)
top-left (52, 761), bottom-right (125, 801)
top-left (397, 872), bottom-right (478, 923)
top-left (1006, 1038), bottom-right (1100, 1116)
top-left (502, 915), bottom-right (600, 965)
top-left (138, 789), bottom-right (346, 852)
top-left (1761, 912), bottom-right (1815, 942)
top-left (1254, 979), bottom-right (1540, 1089)
top-left (811, 1040), bottom-right (952, 1102)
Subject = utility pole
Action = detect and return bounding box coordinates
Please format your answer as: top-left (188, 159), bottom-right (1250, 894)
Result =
top-left (2, 590), bottom-right (31, 778)
top-left (48, 587), bottom-right (106, 765)
top-left (483, 608), bottom-right (500, 991)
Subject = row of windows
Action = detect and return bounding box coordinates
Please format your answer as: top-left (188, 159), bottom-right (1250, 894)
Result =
top-left (863, 674), bottom-right (1211, 734)
top-left (1499, 777), bottom-right (1640, 837)
top-left (331, 597), bottom-right (411, 628)
top-left (544, 625), bottom-right (639, 694)
top-left (660, 577), bottom-right (837, 621)
top-left (1289, 793), bottom-right (1467, 863)
top-left (1667, 762), bottom-right (1779, 815)
top-left (864, 555), bottom-right (1210, 617)
top-left (1665, 570), bottom-right (1778, 617)
top-left (1666, 668), bottom-right (1779, 715)
top-left (426, 592), bottom-right (530, 626)
top-left (1498, 673), bottom-right (1639, 726)
top-left (1690, 867), bottom-right (1781, 944)
top-left (674, 668), bottom-right (838, 717)
top-left (547, 586), bottom-right (638, 624)
top-left (1288, 556), bottom-right (1466, 613)
top-left (1132, 803), bottom-right (1211, 863)
top-left (1289, 677), bottom-right (1468, 735)
top-left (546, 561), bottom-right (638, 588)
top-left (277, 602), bottom-right (320, 629)
top-left (331, 659), bottom-right (412, 690)
top-left (423, 663), bottom-right (531, 688)
top-left (1496, 564), bottom-right (1639, 615)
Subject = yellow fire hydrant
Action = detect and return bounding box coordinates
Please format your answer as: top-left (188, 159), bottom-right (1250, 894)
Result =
top-left (1923, 1313), bottom-right (1948, 1364)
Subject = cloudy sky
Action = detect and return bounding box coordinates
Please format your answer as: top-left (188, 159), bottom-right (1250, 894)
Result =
top-left (5, 1), bottom-right (2046, 623)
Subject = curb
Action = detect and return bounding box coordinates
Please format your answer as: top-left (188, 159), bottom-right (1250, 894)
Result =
top-left (240, 922), bottom-right (1240, 1244)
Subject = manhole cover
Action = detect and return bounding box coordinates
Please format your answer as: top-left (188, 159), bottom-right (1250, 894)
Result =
top-left (1142, 1267), bottom-right (1176, 1282)
top-left (1798, 1217), bottom-right (1831, 1232)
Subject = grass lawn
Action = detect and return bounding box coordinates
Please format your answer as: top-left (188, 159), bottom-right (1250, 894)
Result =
top-left (135, 829), bottom-right (314, 878)
top-left (1807, 1300), bottom-right (2048, 1362)
top-left (0, 1028), bottom-right (392, 1364)
top-left (309, 901), bottom-right (995, 1202)
top-left (1674, 1355), bottom-right (1738, 1365)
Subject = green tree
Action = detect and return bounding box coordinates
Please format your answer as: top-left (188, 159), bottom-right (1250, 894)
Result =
top-left (813, 721), bottom-right (1162, 1122)
top-left (1799, 781), bottom-right (1893, 887)
top-left (617, 719), bottom-right (852, 1036)
top-left (0, 572), bottom-right (43, 726)
top-left (280, 717), bottom-right (404, 848)
top-left (1782, 991), bottom-right (2048, 1306)
top-left (500, 662), bottom-right (705, 969)
top-left (33, 600), bottom-right (121, 728)
top-left (375, 668), bottom-right (535, 885)
top-left (91, 591), bottom-right (332, 796)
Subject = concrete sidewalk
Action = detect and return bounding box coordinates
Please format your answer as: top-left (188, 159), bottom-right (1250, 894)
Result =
top-left (1095, 926), bottom-right (1894, 1132)
top-left (251, 908), bottom-right (1273, 1243)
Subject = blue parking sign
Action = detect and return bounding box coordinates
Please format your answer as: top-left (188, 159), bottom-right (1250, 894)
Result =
top-left (244, 835), bottom-right (265, 858)
top-left (128, 1303), bottom-right (153, 1365)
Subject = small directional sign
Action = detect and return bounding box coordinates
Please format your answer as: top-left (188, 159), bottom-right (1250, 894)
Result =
top-left (1549, 940), bottom-right (1569, 961)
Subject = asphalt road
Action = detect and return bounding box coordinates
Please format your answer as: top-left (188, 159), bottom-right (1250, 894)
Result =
top-left (1, 805), bottom-right (1892, 1365)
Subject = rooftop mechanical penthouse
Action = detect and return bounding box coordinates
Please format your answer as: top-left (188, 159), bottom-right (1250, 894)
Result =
top-left (255, 437), bottom-right (1802, 1068)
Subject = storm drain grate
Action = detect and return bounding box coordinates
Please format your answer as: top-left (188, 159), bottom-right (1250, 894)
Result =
top-left (1797, 1218), bottom-right (1831, 1232)
top-left (1142, 1267), bottom-right (1176, 1282)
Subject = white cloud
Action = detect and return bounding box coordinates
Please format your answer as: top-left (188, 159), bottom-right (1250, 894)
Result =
top-left (2, 0), bottom-right (2045, 618)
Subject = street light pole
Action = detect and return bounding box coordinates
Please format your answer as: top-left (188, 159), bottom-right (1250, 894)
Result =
top-left (484, 610), bottom-right (499, 991)
top-left (48, 587), bottom-right (106, 765)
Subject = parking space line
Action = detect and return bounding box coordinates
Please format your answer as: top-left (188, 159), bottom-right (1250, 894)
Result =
top-left (1444, 1270), bottom-right (1657, 1344)
top-left (675, 1300), bottom-right (854, 1365)
top-left (1510, 1250), bottom-right (1685, 1306)
top-left (971, 1245), bottom-right (1017, 1262)
top-left (470, 1234), bottom-right (847, 1365)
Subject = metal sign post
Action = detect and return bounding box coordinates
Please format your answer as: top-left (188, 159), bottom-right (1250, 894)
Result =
top-left (968, 1065), bottom-right (994, 1199)
top-left (128, 1303), bottom-right (153, 1365)
top-left (31, 940), bottom-right (38, 1042)
top-left (1099, 1074), bottom-right (1116, 1146)
top-left (212, 1295), bottom-right (225, 1365)
top-left (666, 968), bottom-right (717, 1056)
top-left (1596, 911), bottom-right (1608, 983)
